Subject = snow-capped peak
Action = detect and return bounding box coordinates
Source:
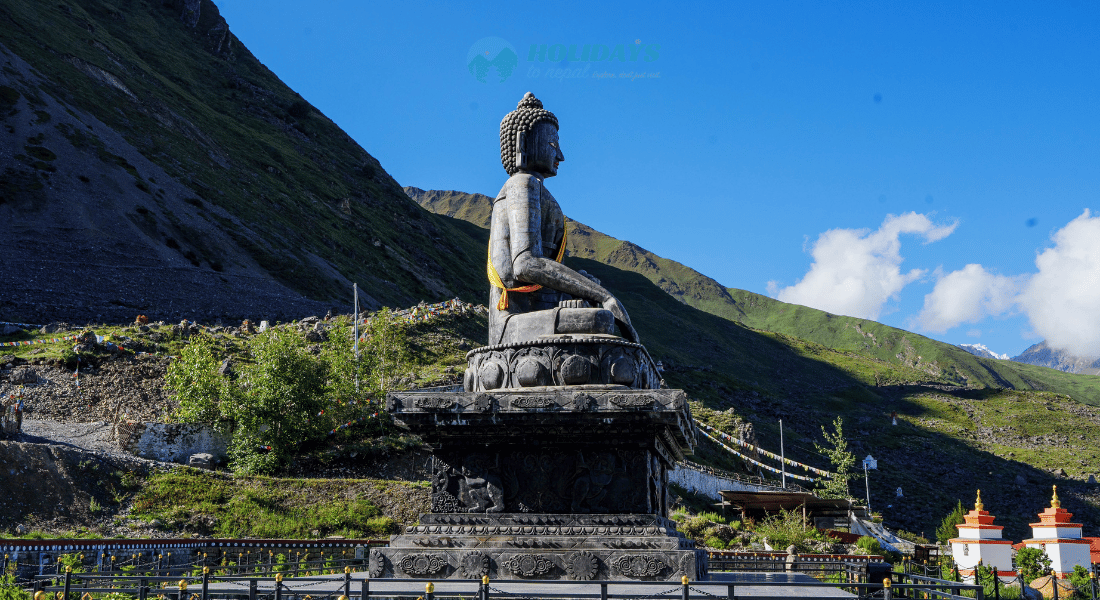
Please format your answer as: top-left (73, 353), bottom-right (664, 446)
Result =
top-left (958, 343), bottom-right (1009, 360)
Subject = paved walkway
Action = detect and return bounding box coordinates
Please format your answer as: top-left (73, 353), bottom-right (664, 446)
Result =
top-left (203, 572), bottom-right (854, 599)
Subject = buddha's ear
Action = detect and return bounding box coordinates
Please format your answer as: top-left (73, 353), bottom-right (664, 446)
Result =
top-left (515, 131), bottom-right (527, 169)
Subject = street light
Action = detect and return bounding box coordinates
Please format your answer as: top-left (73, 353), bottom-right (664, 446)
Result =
top-left (863, 454), bottom-right (877, 512)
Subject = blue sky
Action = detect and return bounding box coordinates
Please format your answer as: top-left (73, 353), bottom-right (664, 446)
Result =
top-left (216, 0), bottom-right (1100, 359)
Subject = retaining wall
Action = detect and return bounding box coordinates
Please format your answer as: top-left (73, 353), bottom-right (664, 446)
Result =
top-left (117, 422), bottom-right (229, 463)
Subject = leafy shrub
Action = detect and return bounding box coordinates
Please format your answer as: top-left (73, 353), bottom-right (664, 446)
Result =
top-left (855, 535), bottom-right (882, 555)
top-left (1068, 564), bottom-right (1093, 600)
top-left (1015, 547), bottom-right (1051, 584)
top-left (894, 530), bottom-right (930, 544)
top-left (703, 536), bottom-right (728, 550)
top-left (752, 508), bottom-right (826, 552)
top-left (0, 572), bottom-right (29, 600)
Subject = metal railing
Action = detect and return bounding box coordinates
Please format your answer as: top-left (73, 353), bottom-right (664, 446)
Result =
top-left (25, 570), bottom-right (972, 600)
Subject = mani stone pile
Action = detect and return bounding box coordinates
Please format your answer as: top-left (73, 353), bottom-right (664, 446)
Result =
top-left (370, 93), bottom-right (706, 582)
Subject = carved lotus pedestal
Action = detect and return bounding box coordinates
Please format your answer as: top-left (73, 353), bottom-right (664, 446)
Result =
top-left (372, 387), bottom-right (707, 581)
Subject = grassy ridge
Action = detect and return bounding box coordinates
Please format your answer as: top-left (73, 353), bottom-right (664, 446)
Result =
top-left (408, 188), bottom-right (1100, 407)
top-left (726, 289), bottom-right (1100, 406)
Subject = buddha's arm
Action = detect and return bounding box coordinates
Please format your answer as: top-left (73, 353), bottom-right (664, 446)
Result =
top-left (507, 175), bottom-right (639, 342)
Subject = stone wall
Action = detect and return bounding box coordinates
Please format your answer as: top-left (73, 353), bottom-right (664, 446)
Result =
top-left (669, 463), bottom-right (780, 499)
top-left (118, 422), bottom-right (228, 463)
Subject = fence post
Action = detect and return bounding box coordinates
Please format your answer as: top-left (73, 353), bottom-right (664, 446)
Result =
top-left (361, 575), bottom-right (369, 600)
top-left (1090, 570), bottom-right (1096, 600)
top-left (682, 575), bottom-right (690, 600)
top-left (601, 582), bottom-right (608, 600)
top-left (727, 584), bottom-right (735, 600)
top-left (993, 569), bottom-right (1000, 600)
top-left (178, 578), bottom-right (187, 600)
top-left (425, 582), bottom-right (434, 600)
top-left (883, 578), bottom-right (892, 600)
top-left (481, 575), bottom-right (489, 600)
top-left (344, 566), bottom-right (351, 596)
top-left (62, 566), bottom-right (72, 600)
top-left (1053, 575), bottom-right (1059, 600)
top-left (201, 566), bottom-right (209, 600)
top-left (275, 573), bottom-right (283, 600)
top-left (248, 579), bottom-right (257, 600)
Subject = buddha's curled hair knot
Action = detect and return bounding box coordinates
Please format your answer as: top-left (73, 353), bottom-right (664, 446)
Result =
top-left (499, 92), bottom-right (558, 175)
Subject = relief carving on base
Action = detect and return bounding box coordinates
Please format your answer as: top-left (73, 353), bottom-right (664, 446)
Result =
top-left (460, 551), bottom-right (491, 579)
top-left (501, 554), bottom-right (556, 578)
top-left (511, 395), bottom-right (555, 409)
top-left (571, 451), bottom-right (617, 513)
top-left (414, 396), bottom-right (456, 410)
top-left (609, 394), bottom-right (654, 409)
top-left (611, 554), bottom-right (669, 579)
top-left (398, 553), bottom-right (448, 576)
top-left (368, 549), bottom-right (384, 579)
top-left (432, 455), bottom-right (504, 513)
top-left (564, 551), bottom-right (599, 581)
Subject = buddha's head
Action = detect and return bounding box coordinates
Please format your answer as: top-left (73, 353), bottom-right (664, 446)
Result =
top-left (500, 92), bottom-right (564, 177)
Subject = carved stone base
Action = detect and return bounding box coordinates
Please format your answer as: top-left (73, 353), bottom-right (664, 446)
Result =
top-left (465, 335), bottom-right (661, 391)
top-left (384, 382), bottom-right (705, 581)
top-left (371, 514), bottom-right (707, 581)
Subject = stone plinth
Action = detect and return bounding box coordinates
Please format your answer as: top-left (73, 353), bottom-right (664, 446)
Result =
top-left (948, 492), bottom-right (1015, 581)
top-left (374, 387), bottom-right (704, 581)
top-left (370, 513), bottom-right (705, 581)
top-left (464, 336), bottom-right (662, 392)
top-left (1021, 487), bottom-right (1091, 577)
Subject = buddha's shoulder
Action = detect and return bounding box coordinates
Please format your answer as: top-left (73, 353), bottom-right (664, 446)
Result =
top-left (499, 173), bottom-right (544, 198)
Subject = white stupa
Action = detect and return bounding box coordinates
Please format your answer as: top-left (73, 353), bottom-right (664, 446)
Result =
top-left (949, 490), bottom-right (1016, 582)
top-left (1022, 486), bottom-right (1092, 577)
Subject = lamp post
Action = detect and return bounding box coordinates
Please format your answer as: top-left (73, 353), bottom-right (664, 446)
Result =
top-left (863, 455), bottom-right (877, 512)
top-left (779, 419), bottom-right (786, 489)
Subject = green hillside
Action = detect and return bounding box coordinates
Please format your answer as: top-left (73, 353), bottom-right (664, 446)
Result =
top-left (407, 188), bottom-right (1100, 408)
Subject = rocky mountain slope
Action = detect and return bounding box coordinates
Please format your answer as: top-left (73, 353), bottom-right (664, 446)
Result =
top-left (1013, 341), bottom-right (1100, 376)
top-left (1, 0), bottom-right (485, 326)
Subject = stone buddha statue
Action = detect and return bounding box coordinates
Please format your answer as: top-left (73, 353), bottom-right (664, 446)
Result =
top-left (488, 92), bottom-right (638, 346)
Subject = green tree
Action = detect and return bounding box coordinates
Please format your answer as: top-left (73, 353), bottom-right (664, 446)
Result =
top-left (1015, 547), bottom-right (1052, 584)
top-left (814, 417), bottom-right (856, 499)
top-left (228, 329), bottom-right (328, 473)
top-left (935, 500), bottom-right (966, 544)
top-left (357, 307), bottom-right (408, 397)
top-left (166, 310), bottom-right (411, 475)
top-left (166, 335), bottom-right (232, 426)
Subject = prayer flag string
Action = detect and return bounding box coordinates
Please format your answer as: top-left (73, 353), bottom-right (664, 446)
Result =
top-left (694, 419), bottom-right (833, 479)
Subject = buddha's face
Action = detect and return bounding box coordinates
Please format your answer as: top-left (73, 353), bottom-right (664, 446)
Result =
top-left (528, 121), bottom-right (564, 177)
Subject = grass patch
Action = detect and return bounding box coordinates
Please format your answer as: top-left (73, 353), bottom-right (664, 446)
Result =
top-left (131, 468), bottom-right (399, 538)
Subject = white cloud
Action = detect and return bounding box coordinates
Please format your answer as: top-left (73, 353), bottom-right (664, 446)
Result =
top-left (770, 212), bottom-right (957, 320)
top-left (913, 264), bottom-right (1023, 333)
top-left (1018, 209), bottom-right (1100, 358)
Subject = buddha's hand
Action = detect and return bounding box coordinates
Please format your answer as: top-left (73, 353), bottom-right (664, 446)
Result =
top-left (602, 296), bottom-right (640, 343)
top-left (577, 269), bottom-right (602, 286)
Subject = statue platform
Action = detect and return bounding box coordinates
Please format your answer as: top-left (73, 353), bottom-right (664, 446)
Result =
top-left (372, 387), bottom-right (705, 581)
